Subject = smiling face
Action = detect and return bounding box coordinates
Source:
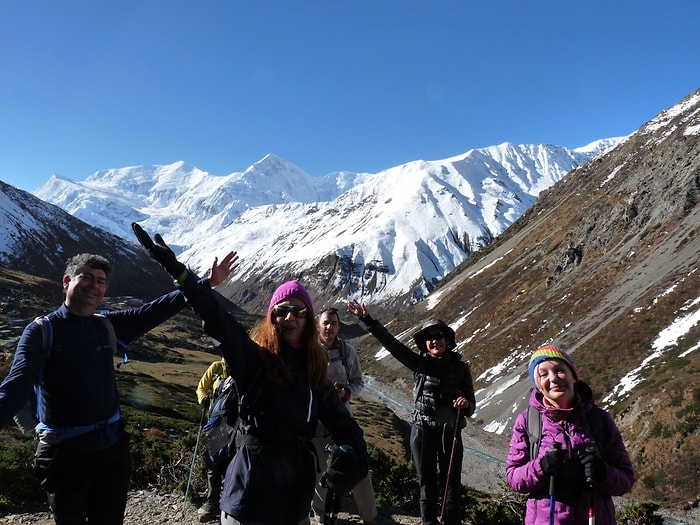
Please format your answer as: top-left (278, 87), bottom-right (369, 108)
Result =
top-left (422, 329), bottom-right (448, 357)
top-left (64, 266), bottom-right (108, 316)
top-left (271, 297), bottom-right (309, 347)
top-left (534, 358), bottom-right (577, 408)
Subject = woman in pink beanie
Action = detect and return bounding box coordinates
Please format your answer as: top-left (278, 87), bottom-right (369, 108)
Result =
top-left (506, 345), bottom-right (635, 525)
top-left (132, 224), bottom-right (368, 525)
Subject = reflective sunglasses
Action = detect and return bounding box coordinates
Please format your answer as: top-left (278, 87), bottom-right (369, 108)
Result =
top-left (272, 305), bottom-right (309, 319)
top-left (424, 331), bottom-right (446, 340)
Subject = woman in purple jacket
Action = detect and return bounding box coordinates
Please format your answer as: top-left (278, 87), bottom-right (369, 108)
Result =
top-left (506, 345), bottom-right (634, 525)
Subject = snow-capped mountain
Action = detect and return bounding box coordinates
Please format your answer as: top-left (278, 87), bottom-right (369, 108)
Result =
top-left (33, 139), bottom-right (621, 313)
top-left (0, 181), bottom-right (176, 299)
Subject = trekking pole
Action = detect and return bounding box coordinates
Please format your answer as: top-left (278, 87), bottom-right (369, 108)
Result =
top-left (585, 446), bottom-right (596, 525)
top-left (439, 408), bottom-right (462, 525)
top-left (324, 486), bottom-right (340, 525)
top-left (548, 442), bottom-right (562, 525)
top-left (184, 406), bottom-right (208, 504)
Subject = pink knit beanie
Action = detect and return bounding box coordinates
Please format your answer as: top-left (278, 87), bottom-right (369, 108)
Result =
top-left (268, 280), bottom-right (315, 317)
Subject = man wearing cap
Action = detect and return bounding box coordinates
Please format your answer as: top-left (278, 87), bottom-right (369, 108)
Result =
top-left (347, 300), bottom-right (475, 525)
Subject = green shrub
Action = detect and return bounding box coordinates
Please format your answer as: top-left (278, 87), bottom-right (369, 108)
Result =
top-left (462, 483), bottom-right (525, 525)
top-left (616, 501), bottom-right (664, 524)
top-left (642, 471), bottom-right (667, 490)
top-left (367, 446), bottom-right (418, 510)
top-left (0, 433), bottom-right (43, 509)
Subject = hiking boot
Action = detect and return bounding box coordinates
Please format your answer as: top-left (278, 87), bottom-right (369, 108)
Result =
top-left (197, 499), bottom-right (219, 522)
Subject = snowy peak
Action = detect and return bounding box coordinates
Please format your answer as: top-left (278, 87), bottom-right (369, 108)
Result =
top-left (32, 140), bottom-right (618, 312)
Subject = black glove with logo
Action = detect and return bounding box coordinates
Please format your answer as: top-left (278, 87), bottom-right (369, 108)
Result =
top-left (131, 223), bottom-right (187, 280)
top-left (320, 444), bottom-right (368, 495)
top-left (540, 446), bottom-right (564, 475)
top-left (581, 453), bottom-right (607, 485)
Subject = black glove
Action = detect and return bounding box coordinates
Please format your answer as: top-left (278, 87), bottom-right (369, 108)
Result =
top-left (540, 447), bottom-right (563, 475)
top-left (581, 453), bottom-right (607, 485)
top-left (131, 222), bottom-right (187, 280)
top-left (320, 444), bottom-right (368, 495)
top-left (201, 396), bottom-right (211, 411)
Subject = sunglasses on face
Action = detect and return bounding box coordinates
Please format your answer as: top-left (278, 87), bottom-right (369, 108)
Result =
top-left (272, 305), bottom-right (309, 319)
top-left (425, 332), bottom-right (446, 341)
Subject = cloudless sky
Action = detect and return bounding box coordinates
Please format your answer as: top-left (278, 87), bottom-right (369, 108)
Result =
top-left (1, 1), bottom-right (699, 193)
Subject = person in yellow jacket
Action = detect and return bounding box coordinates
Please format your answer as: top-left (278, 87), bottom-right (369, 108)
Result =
top-left (196, 357), bottom-right (229, 521)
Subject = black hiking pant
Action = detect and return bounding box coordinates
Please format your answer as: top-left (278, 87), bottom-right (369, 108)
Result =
top-left (33, 431), bottom-right (131, 525)
top-left (410, 421), bottom-right (463, 525)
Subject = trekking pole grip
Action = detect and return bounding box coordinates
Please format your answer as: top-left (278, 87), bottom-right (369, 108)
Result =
top-left (585, 446), bottom-right (597, 486)
top-left (549, 442), bottom-right (562, 495)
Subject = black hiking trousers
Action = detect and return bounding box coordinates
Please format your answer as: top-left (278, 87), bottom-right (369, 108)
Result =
top-left (410, 421), bottom-right (463, 525)
top-left (33, 431), bottom-right (131, 525)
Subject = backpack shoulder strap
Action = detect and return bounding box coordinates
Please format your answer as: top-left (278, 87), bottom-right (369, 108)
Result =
top-left (34, 316), bottom-right (52, 357)
top-left (338, 339), bottom-right (350, 372)
top-left (93, 313), bottom-right (118, 354)
top-left (525, 405), bottom-right (542, 459)
top-left (14, 316), bottom-right (53, 433)
top-left (524, 403), bottom-right (608, 460)
top-left (587, 404), bottom-right (608, 453)
top-left (33, 316), bottom-right (53, 379)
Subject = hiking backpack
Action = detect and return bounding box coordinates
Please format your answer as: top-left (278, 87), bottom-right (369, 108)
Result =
top-left (202, 375), bottom-right (239, 469)
top-left (525, 404), bottom-right (608, 459)
top-left (201, 369), bottom-right (263, 470)
top-left (13, 314), bottom-right (118, 435)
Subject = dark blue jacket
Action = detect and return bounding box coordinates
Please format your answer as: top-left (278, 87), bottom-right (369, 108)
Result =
top-left (177, 276), bottom-right (368, 525)
top-left (0, 290), bottom-right (186, 448)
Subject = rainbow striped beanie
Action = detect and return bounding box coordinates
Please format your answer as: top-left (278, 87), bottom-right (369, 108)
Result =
top-left (528, 345), bottom-right (578, 387)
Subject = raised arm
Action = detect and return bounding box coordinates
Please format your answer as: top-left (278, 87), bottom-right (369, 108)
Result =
top-left (131, 223), bottom-right (259, 384)
top-left (347, 299), bottom-right (421, 371)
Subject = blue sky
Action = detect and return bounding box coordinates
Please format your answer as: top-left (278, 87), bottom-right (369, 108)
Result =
top-left (1, 1), bottom-right (698, 193)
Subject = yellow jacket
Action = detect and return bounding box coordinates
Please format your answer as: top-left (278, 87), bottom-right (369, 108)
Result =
top-left (196, 358), bottom-right (228, 404)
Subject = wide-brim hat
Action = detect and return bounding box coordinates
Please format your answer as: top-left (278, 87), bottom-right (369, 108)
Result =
top-left (413, 319), bottom-right (456, 353)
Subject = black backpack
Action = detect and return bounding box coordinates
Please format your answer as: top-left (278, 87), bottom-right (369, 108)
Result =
top-left (525, 404), bottom-right (608, 459)
top-left (202, 369), bottom-right (263, 469)
top-left (202, 375), bottom-right (240, 469)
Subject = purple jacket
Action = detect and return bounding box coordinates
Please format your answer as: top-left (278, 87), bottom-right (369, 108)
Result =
top-left (506, 382), bottom-right (634, 525)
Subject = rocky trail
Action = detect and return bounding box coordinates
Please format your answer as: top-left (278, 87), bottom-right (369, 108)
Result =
top-left (0, 489), bottom-right (424, 525)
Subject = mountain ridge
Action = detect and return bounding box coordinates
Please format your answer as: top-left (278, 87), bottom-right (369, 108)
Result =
top-left (33, 140), bottom-right (619, 314)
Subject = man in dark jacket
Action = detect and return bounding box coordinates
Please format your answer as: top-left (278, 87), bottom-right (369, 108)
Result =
top-left (0, 253), bottom-right (187, 525)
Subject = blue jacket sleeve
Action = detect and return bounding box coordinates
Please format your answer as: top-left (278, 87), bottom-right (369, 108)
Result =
top-left (105, 289), bottom-right (187, 344)
top-left (0, 322), bottom-right (45, 428)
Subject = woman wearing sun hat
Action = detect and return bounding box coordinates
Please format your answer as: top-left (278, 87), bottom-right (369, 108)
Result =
top-left (506, 345), bottom-right (635, 525)
top-left (347, 299), bottom-right (475, 525)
